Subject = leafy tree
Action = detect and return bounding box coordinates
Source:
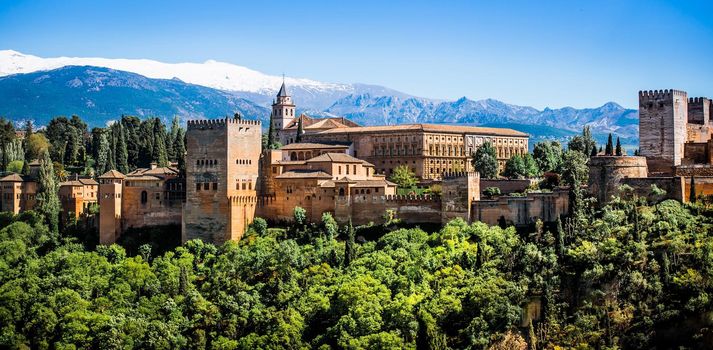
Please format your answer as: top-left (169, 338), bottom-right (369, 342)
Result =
top-left (560, 150), bottom-right (589, 187)
top-left (390, 165), bottom-right (418, 188)
top-left (321, 212), bottom-right (338, 240)
top-left (251, 217), bottom-right (268, 236)
top-left (473, 141), bottom-right (499, 179)
top-left (567, 126), bottom-right (596, 156)
top-left (6, 160), bottom-right (23, 173)
top-left (25, 133), bottom-right (49, 161)
top-left (503, 155), bottom-right (526, 179)
top-left (484, 186), bottom-right (501, 198)
top-left (533, 141), bottom-right (563, 173)
top-left (36, 150), bottom-right (60, 233)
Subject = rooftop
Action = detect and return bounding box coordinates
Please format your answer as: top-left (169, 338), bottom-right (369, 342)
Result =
top-left (306, 153), bottom-right (374, 166)
top-left (311, 123), bottom-right (528, 137)
top-left (275, 170), bottom-right (333, 179)
top-left (280, 142), bottom-right (350, 151)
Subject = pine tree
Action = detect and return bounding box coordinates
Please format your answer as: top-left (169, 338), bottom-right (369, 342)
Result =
top-left (689, 176), bottom-right (697, 203)
top-left (36, 150), bottom-right (60, 233)
top-left (116, 123), bottom-right (129, 173)
top-left (295, 117), bottom-right (304, 143)
top-left (344, 219), bottom-right (356, 267)
top-left (605, 133), bottom-right (613, 155)
top-left (615, 137), bottom-right (623, 156)
top-left (96, 132), bottom-right (110, 174)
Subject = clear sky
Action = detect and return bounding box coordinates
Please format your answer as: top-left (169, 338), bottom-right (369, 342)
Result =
top-left (1, 0), bottom-right (712, 109)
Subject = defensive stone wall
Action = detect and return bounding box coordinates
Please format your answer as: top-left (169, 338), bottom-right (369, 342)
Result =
top-left (687, 97), bottom-right (710, 125)
top-left (480, 179), bottom-right (533, 195)
top-left (588, 156), bottom-right (648, 204)
top-left (471, 189), bottom-right (569, 227)
top-left (621, 176), bottom-right (685, 202)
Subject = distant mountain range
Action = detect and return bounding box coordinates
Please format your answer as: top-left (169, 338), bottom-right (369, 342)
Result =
top-left (0, 50), bottom-right (639, 147)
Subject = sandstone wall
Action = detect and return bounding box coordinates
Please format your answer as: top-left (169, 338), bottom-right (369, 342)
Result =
top-left (588, 156), bottom-right (648, 204)
top-left (480, 179), bottom-right (533, 195)
top-left (639, 90), bottom-right (688, 174)
top-left (471, 190), bottom-right (569, 227)
top-left (621, 177), bottom-right (685, 202)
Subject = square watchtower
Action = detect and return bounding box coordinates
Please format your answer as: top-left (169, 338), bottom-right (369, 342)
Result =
top-left (182, 117), bottom-right (262, 244)
top-left (638, 89), bottom-right (688, 174)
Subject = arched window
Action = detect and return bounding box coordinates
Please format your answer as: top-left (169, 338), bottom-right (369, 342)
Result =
top-left (141, 191), bottom-right (148, 204)
top-left (290, 152), bottom-right (297, 161)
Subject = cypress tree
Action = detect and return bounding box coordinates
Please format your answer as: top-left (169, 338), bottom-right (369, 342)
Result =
top-left (21, 160), bottom-right (30, 175)
top-left (344, 219), bottom-right (356, 267)
top-left (555, 216), bottom-right (565, 257)
top-left (295, 117), bottom-right (304, 143)
top-left (96, 132), bottom-right (110, 174)
top-left (116, 123), bottom-right (129, 173)
top-left (36, 150), bottom-right (60, 233)
top-left (689, 176), bottom-right (697, 203)
top-left (173, 128), bottom-right (186, 172)
top-left (615, 137), bottom-right (623, 156)
top-left (590, 144), bottom-right (598, 157)
top-left (605, 133), bottom-right (613, 155)
top-left (267, 112), bottom-right (276, 149)
top-left (167, 116), bottom-right (180, 161)
top-left (153, 119), bottom-right (169, 167)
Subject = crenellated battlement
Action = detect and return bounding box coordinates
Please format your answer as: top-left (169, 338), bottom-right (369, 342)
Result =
top-left (187, 117), bottom-right (261, 130)
top-left (442, 171), bottom-right (479, 179)
top-left (688, 97), bottom-right (710, 104)
top-left (228, 195), bottom-right (257, 204)
top-left (384, 194), bottom-right (441, 202)
top-left (639, 89), bottom-right (687, 102)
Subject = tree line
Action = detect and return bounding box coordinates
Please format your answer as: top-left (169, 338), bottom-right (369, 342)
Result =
top-left (0, 179), bottom-right (712, 348)
top-left (0, 115), bottom-right (187, 178)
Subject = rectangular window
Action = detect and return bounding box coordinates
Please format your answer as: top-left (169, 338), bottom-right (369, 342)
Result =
top-left (204, 183), bottom-right (209, 190)
top-left (196, 183), bottom-right (201, 191)
top-left (212, 183), bottom-right (218, 191)
top-left (353, 165), bottom-right (356, 174)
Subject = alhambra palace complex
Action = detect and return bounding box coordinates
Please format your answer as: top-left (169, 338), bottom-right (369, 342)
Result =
top-left (1, 85), bottom-right (712, 245)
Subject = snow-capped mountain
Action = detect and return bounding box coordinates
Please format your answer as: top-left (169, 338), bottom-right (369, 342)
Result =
top-left (0, 49), bottom-right (348, 94)
top-left (0, 50), bottom-right (640, 147)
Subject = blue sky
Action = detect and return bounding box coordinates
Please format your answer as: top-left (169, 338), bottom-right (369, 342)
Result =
top-left (1, 0), bottom-right (712, 109)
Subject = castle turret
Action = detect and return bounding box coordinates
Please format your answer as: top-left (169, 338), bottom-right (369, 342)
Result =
top-left (98, 170), bottom-right (124, 244)
top-left (638, 89), bottom-right (688, 174)
top-left (441, 171), bottom-right (480, 223)
top-left (271, 82), bottom-right (296, 145)
top-left (183, 118), bottom-right (262, 244)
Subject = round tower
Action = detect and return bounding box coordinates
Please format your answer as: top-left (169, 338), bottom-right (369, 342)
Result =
top-left (588, 156), bottom-right (647, 204)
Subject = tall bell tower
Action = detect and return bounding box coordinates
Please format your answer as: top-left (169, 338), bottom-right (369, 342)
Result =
top-left (271, 81), bottom-right (296, 142)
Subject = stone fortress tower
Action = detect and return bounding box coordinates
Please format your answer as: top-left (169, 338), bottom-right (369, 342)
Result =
top-left (98, 170), bottom-right (124, 245)
top-left (639, 89), bottom-right (688, 174)
top-left (272, 82), bottom-right (296, 145)
top-left (182, 117), bottom-right (262, 244)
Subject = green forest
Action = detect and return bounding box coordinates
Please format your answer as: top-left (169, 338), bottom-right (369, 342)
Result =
top-left (1, 182), bottom-right (712, 349)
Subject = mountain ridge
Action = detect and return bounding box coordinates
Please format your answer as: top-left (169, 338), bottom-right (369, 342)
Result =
top-left (0, 50), bottom-right (640, 146)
